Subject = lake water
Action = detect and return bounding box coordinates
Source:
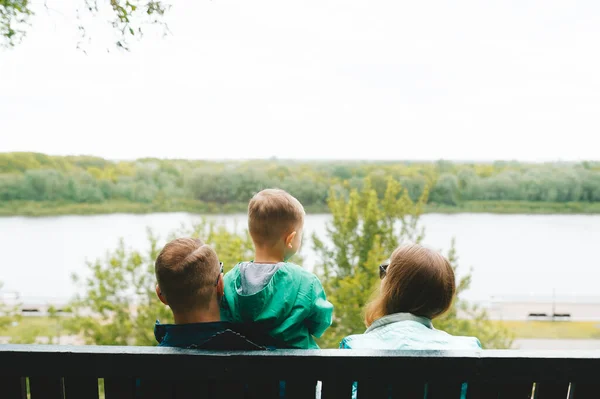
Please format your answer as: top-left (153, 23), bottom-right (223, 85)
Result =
top-left (0, 213), bottom-right (599, 304)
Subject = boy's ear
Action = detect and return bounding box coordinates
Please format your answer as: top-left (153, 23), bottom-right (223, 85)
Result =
top-left (285, 230), bottom-right (297, 248)
top-left (156, 284), bottom-right (168, 305)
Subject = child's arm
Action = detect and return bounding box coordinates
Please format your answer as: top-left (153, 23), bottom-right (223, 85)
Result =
top-left (305, 276), bottom-right (334, 338)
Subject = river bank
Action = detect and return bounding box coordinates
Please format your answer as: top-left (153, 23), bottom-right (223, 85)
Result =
top-left (2, 199), bottom-right (600, 217)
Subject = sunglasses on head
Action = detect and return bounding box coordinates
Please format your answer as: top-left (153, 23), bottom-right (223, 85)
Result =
top-left (379, 262), bottom-right (389, 280)
top-left (214, 262), bottom-right (224, 286)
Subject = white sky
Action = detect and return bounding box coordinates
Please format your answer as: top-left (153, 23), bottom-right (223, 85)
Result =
top-left (1, 0), bottom-right (600, 161)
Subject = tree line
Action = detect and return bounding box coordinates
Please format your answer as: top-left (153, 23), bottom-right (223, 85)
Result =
top-left (1, 152), bottom-right (600, 209)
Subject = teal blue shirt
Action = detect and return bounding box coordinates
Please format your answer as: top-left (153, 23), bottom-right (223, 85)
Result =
top-left (341, 313), bottom-right (481, 350)
top-left (340, 313), bottom-right (481, 399)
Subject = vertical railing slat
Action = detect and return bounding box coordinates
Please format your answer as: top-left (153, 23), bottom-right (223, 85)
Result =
top-left (137, 379), bottom-right (175, 399)
top-left (501, 382), bottom-right (536, 398)
top-left (468, 381), bottom-right (535, 398)
top-left (534, 382), bottom-right (570, 399)
top-left (500, 382), bottom-right (534, 398)
top-left (213, 380), bottom-right (245, 399)
top-left (29, 377), bottom-right (64, 399)
top-left (0, 377), bottom-right (27, 399)
top-left (245, 380), bottom-right (280, 399)
top-left (426, 381), bottom-right (464, 399)
top-left (568, 382), bottom-right (600, 399)
top-left (356, 380), bottom-right (389, 399)
top-left (390, 380), bottom-right (425, 399)
top-left (465, 382), bottom-right (496, 399)
top-left (64, 376), bottom-right (99, 399)
top-left (320, 379), bottom-right (353, 399)
top-left (403, 383), bottom-right (426, 399)
top-left (104, 377), bottom-right (136, 399)
top-left (173, 380), bottom-right (212, 399)
top-left (285, 380), bottom-right (318, 399)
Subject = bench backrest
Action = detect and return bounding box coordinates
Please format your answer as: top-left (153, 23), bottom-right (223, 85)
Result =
top-left (1, 345), bottom-right (600, 398)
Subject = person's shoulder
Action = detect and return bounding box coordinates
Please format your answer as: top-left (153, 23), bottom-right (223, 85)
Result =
top-left (339, 335), bottom-right (356, 349)
top-left (339, 333), bottom-right (380, 349)
top-left (455, 335), bottom-right (482, 349)
top-left (280, 262), bottom-right (320, 281)
top-left (435, 329), bottom-right (482, 349)
top-left (223, 262), bottom-right (244, 281)
top-left (449, 335), bottom-right (482, 349)
top-left (279, 263), bottom-right (325, 293)
top-left (233, 322), bottom-right (291, 349)
top-left (189, 329), bottom-right (267, 351)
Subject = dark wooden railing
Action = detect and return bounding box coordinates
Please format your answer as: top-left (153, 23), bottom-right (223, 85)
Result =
top-left (1, 345), bottom-right (600, 398)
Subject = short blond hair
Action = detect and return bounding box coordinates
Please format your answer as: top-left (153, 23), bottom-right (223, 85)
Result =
top-left (248, 189), bottom-right (305, 246)
top-left (155, 238), bottom-right (220, 311)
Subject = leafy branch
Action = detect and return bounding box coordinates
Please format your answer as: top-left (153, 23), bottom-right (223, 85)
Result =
top-left (1, 0), bottom-right (170, 49)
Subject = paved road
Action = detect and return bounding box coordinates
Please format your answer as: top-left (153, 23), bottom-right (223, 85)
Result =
top-left (513, 339), bottom-right (600, 349)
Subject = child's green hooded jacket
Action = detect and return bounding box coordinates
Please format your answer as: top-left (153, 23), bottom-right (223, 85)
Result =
top-left (221, 261), bottom-right (333, 349)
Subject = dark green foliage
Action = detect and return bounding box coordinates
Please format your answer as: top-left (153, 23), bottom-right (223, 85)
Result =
top-left (0, 0), bottom-right (31, 47)
top-left (430, 173), bottom-right (460, 205)
top-left (2, 153), bottom-right (600, 214)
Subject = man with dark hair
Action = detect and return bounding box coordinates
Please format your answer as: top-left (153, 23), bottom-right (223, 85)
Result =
top-left (153, 237), bottom-right (264, 350)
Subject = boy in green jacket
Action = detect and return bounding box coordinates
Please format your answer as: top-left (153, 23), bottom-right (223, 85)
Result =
top-left (221, 188), bottom-right (333, 349)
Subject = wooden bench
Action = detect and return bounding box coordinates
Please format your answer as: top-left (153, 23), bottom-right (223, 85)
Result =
top-left (1, 345), bottom-right (599, 398)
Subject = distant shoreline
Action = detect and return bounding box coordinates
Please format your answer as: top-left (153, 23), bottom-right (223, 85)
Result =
top-left (2, 200), bottom-right (600, 217)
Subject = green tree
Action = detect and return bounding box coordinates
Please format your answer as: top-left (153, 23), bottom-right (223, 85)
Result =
top-left (313, 179), bottom-right (512, 349)
top-left (457, 168), bottom-right (480, 200)
top-left (313, 178), bottom-right (427, 348)
top-left (430, 173), bottom-right (460, 205)
top-left (65, 221), bottom-right (254, 345)
top-left (0, 0), bottom-right (31, 47)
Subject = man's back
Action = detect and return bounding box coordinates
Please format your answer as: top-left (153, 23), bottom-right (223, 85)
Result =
top-left (154, 320), bottom-right (269, 350)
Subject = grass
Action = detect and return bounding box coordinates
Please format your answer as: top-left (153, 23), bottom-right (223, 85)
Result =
top-left (2, 200), bottom-right (600, 217)
top-left (427, 200), bottom-right (600, 215)
top-left (1, 316), bottom-right (64, 343)
top-left (496, 320), bottom-right (600, 340)
top-left (3, 317), bottom-right (600, 343)
top-left (0, 199), bottom-right (251, 217)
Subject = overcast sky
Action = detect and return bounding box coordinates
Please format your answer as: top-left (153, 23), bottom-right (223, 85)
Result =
top-left (1, 0), bottom-right (599, 161)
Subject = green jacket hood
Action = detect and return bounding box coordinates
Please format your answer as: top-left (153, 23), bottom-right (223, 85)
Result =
top-left (228, 261), bottom-right (293, 323)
